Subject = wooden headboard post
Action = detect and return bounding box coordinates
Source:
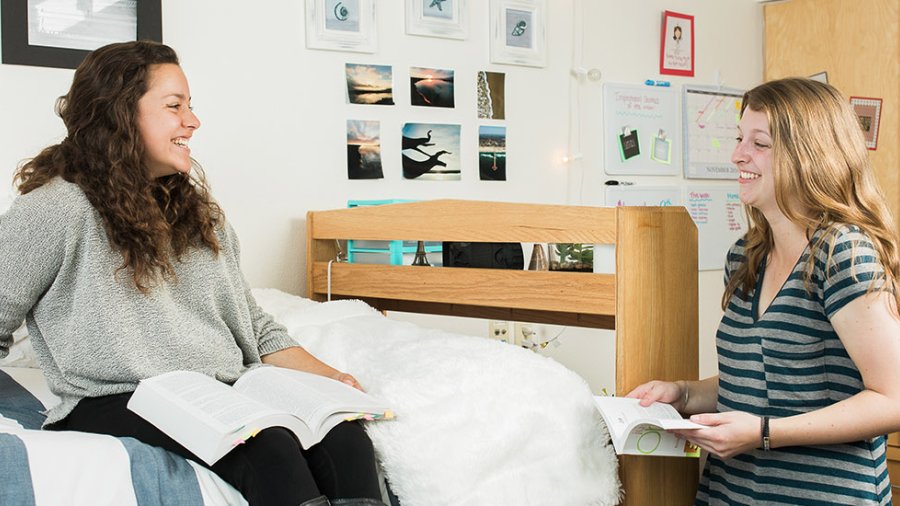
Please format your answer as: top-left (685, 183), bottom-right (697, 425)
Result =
top-left (305, 200), bottom-right (700, 504)
top-left (615, 206), bottom-right (700, 504)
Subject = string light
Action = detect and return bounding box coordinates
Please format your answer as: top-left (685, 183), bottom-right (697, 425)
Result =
top-left (565, 0), bottom-right (598, 204)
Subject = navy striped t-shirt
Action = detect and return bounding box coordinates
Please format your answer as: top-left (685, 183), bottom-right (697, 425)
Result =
top-left (697, 225), bottom-right (892, 505)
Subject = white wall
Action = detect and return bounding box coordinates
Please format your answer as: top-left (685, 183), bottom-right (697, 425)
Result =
top-left (0, 0), bottom-right (763, 393)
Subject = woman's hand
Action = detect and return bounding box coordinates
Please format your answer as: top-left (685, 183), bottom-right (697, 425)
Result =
top-left (626, 380), bottom-right (687, 412)
top-left (331, 371), bottom-right (364, 392)
top-left (671, 411), bottom-right (762, 459)
top-left (262, 346), bottom-right (365, 391)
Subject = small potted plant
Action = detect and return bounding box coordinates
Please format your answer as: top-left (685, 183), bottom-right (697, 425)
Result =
top-left (549, 243), bottom-right (594, 272)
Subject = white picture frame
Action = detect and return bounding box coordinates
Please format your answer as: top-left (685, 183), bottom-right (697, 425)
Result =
top-left (305, 0), bottom-right (376, 53)
top-left (489, 0), bottom-right (546, 68)
top-left (405, 0), bottom-right (468, 40)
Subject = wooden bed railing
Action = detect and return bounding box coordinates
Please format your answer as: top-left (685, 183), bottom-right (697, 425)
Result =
top-left (306, 199), bottom-right (699, 505)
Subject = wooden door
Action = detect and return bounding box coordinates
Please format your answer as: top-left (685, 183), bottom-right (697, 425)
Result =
top-left (764, 0), bottom-right (900, 221)
top-left (765, 0), bottom-right (900, 491)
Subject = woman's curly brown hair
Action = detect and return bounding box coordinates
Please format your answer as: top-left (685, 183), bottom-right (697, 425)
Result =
top-left (14, 40), bottom-right (222, 292)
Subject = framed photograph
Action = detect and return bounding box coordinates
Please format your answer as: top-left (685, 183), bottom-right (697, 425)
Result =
top-left (659, 10), bottom-right (694, 77)
top-left (305, 0), bottom-right (376, 53)
top-left (850, 96), bottom-right (883, 150)
top-left (489, 0), bottom-right (546, 68)
top-left (1, 0), bottom-right (162, 70)
top-left (405, 0), bottom-right (468, 40)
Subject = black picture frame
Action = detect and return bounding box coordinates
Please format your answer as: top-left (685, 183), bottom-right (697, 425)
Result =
top-left (1, 0), bottom-right (162, 70)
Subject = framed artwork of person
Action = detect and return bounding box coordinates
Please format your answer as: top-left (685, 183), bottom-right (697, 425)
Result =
top-left (659, 10), bottom-right (694, 77)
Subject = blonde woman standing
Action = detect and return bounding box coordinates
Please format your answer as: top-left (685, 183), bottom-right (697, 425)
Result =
top-left (628, 78), bottom-right (900, 505)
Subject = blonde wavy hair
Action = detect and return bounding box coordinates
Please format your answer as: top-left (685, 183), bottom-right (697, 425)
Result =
top-left (722, 77), bottom-right (899, 310)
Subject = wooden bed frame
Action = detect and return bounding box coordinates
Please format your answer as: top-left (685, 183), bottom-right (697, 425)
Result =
top-left (306, 200), bottom-right (699, 505)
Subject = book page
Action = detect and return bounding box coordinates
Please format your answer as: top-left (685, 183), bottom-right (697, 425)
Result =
top-left (149, 370), bottom-right (282, 432)
top-left (235, 367), bottom-right (390, 434)
top-left (129, 370), bottom-right (319, 464)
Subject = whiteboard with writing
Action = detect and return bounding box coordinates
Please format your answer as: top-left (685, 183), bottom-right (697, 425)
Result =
top-left (603, 83), bottom-right (679, 176)
top-left (684, 185), bottom-right (747, 270)
top-left (604, 185), bottom-right (682, 207)
top-left (682, 85), bottom-right (744, 179)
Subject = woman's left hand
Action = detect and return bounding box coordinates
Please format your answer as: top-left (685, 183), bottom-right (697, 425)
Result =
top-left (670, 411), bottom-right (762, 459)
top-left (331, 371), bottom-right (365, 392)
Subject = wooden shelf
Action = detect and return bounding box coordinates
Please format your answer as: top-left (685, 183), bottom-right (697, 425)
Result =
top-left (310, 262), bottom-right (616, 319)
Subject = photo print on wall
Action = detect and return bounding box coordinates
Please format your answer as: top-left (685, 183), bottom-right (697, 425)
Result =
top-left (410, 67), bottom-right (455, 108)
top-left (401, 122), bottom-right (461, 180)
top-left (347, 120), bottom-right (383, 179)
top-left (477, 71), bottom-right (505, 119)
top-left (479, 125), bottom-right (506, 181)
top-left (346, 63), bottom-right (394, 105)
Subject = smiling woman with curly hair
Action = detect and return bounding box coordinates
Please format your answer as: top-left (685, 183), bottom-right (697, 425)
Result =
top-left (15, 41), bottom-right (221, 292)
top-left (1, 41), bottom-right (383, 506)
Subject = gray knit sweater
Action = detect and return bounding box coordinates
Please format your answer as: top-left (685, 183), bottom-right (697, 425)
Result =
top-left (0, 178), bottom-right (298, 425)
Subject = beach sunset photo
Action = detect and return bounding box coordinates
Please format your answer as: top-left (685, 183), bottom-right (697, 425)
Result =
top-left (409, 66), bottom-right (455, 108)
top-left (347, 119), bottom-right (383, 179)
top-left (346, 63), bottom-right (395, 105)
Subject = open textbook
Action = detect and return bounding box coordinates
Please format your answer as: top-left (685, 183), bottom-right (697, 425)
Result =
top-left (594, 396), bottom-right (702, 457)
top-left (127, 367), bottom-right (393, 465)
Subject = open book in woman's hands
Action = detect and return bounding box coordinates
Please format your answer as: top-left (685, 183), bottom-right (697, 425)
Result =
top-left (127, 367), bottom-right (393, 465)
top-left (593, 396), bottom-right (702, 457)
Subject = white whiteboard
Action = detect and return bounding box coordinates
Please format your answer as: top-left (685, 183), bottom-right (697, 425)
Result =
top-left (682, 85), bottom-right (744, 179)
top-left (683, 185), bottom-right (747, 270)
top-left (604, 184), bottom-right (747, 271)
top-left (604, 185), bottom-right (681, 207)
top-left (603, 83), bottom-right (679, 176)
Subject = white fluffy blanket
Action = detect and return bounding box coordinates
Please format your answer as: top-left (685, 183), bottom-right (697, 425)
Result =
top-left (253, 289), bottom-right (621, 506)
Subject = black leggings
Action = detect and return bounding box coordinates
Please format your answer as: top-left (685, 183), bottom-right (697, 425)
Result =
top-left (49, 392), bottom-right (383, 506)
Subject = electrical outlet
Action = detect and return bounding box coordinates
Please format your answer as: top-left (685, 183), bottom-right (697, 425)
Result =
top-left (488, 321), bottom-right (511, 344)
top-left (513, 322), bottom-right (539, 348)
